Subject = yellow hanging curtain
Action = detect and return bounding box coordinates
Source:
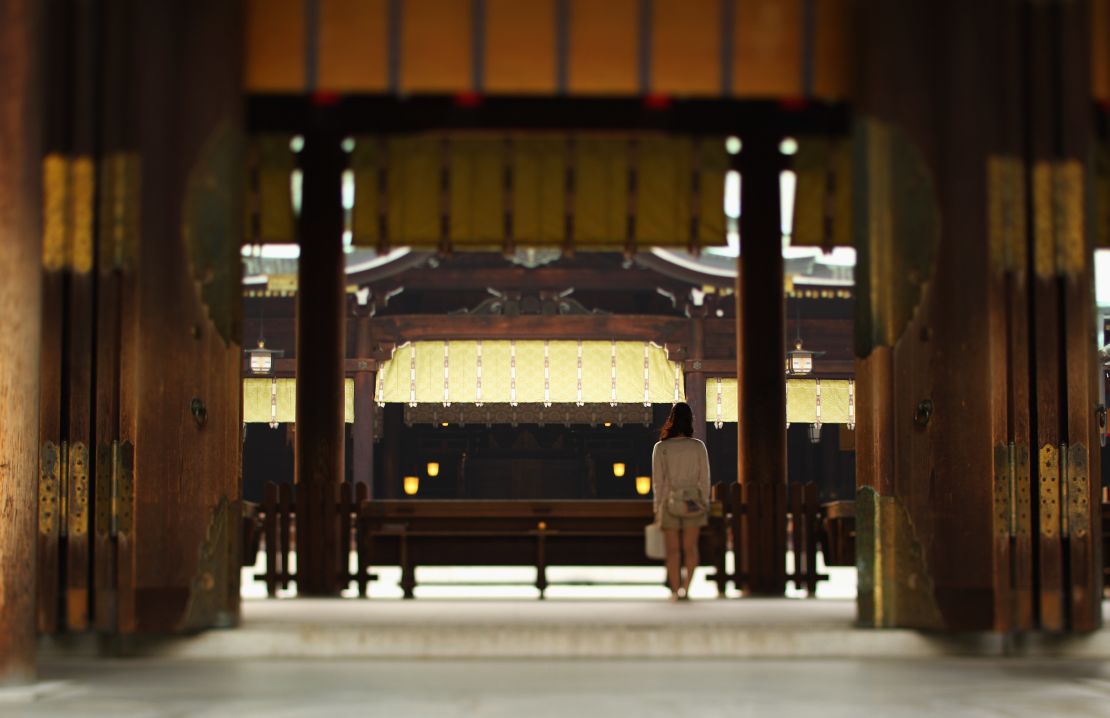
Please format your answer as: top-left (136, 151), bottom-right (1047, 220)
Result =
top-left (376, 340), bottom-right (684, 405)
top-left (243, 378), bottom-right (355, 423)
top-left (706, 377), bottom-right (855, 424)
top-left (351, 133), bottom-right (727, 252)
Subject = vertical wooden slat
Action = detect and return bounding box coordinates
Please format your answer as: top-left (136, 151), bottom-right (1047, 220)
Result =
top-left (355, 482), bottom-right (369, 597)
top-left (0, 0), bottom-right (43, 683)
top-left (688, 318), bottom-right (707, 443)
top-left (280, 482), bottom-right (294, 589)
top-left (338, 482), bottom-right (352, 590)
top-left (803, 481), bottom-right (819, 595)
top-left (263, 482), bottom-right (279, 597)
top-left (729, 481), bottom-right (744, 592)
top-left (1058, 0), bottom-right (1099, 633)
top-left (353, 313), bottom-right (375, 491)
top-left (789, 483), bottom-right (803, 589)
top-left (1028, 0), bottom-right (1064, 632)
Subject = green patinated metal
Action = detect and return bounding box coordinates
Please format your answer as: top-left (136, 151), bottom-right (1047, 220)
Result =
top-left (183, 121), bottom-right (245, 347)
top-left (855, 486), bottom-right (945, 630)
top-left (180, 496), bottom-right (239, 632)
top-left (853, 117), bottom-right (940, 359)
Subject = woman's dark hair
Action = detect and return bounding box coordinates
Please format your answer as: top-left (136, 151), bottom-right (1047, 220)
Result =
top-left (659, 402), bottom-right (694, 441)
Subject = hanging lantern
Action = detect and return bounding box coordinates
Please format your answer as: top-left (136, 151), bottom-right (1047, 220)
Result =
top-left (612, 462), bottom-right (626, 478)
top-left (426, 462), bottom-right (440, 477)
top-left (786, 339), bottom-right (814, 376)
top-left (246, 338), bottom-right (283, 375)
top-left (808, 423), bottom-right (822, 444)
top-left (403, 475), bottom-right (420, 495)
top-left (635, 476), bottom-right (651, 495)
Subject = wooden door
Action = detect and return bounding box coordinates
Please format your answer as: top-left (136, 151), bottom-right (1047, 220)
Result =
top-left (36, 0), bottom-right (245, 636)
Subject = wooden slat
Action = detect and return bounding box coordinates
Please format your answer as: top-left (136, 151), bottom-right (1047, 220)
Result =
top-left (0, 0), bottom-right (44, 680)
top-left (263, 483), bottom-right (279, 597)
top-left (803, 482), bottom-right (819, 595)
top-left (1028, 1), bottom-right (1064, 632)
top-left (279, 483), bottom-right (294, 589)
top-left (1060, 0), bottom-right (1100, 633)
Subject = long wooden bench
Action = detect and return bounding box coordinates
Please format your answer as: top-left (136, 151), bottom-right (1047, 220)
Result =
top-left (357, 499), bottom-right (729, 598)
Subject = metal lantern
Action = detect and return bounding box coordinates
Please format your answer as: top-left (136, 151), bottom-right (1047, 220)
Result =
top-left (808, 423), bottom-right (822, 444)
top-left (787, 339), bottom-right (814, 376)
top-left (246, 338), bottom-right (283, 375)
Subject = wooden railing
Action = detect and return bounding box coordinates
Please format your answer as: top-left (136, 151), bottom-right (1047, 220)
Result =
top-left (246, 480), bottom-right (832, 598)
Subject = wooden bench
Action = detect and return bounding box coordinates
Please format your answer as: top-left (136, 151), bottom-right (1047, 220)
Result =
top-left (357, 499), bottom-right (729, 598)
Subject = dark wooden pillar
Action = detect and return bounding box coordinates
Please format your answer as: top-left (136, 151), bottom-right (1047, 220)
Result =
top-left (687, 317), bottom-right (707, 444)
top-left (854, 0), bottom-right (1098, 632)
top-left (295, 111), bottom-right (346, 596)
top-left (736, 132), bottom-right (787, 596)
top-left (0, 0), bottom-right (42, 685)
top-left (353, 311), bottom-right (375, 494)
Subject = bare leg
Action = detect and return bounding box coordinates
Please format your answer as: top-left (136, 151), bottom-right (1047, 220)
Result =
top-left (680, 526), bottom-right (700, 598)
top-left (663, 528), bottom-right (682, 598)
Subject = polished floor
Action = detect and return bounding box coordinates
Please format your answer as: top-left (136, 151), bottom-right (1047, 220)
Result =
top-left (7, 656), bottom-right (1110, 717)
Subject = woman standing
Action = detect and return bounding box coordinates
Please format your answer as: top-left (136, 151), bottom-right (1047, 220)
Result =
top-left (652, 402), bottom-right (710, 601)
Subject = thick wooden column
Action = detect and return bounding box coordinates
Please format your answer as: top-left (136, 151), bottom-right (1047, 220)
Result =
top-left (854, 0), bottom-right (1098, 632)
top-left (353, 311), bottom-right (375, 494)
top-left (736, 132), bottom-right (787, 596)
top-left (687, 317), bottom-right (707, 444)
top-left (294, 112), bottom-right (346, 596)
top-left (0, 0), bottom-right (42, 685)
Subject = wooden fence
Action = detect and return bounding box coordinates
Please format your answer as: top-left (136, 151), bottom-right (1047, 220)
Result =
top-left (248, 480), bottom-right (831, 598)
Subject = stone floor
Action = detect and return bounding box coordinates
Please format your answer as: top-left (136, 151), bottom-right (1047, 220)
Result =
top-left (7, 656), bottom-right (1110, 717)
top-left (12, 599), bottom-right (1110, 716)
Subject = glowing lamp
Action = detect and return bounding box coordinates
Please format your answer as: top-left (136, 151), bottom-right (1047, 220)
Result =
top-left (786, 339), bottom-right (814, 376)
top-left (403, 475), bottom-right (420, 495)
top-left (612, 462), bottom-right (626, 478)
top-left (246, 339), bottom-right (283, 375)
top-left (635, 476), bottom-right (651, 495)
top-left (426, 462), bottom-right (440, 478)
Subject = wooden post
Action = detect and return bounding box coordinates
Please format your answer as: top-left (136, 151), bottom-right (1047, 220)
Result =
top-left (294, 111), bottom-right (346, 596)
top-left (353, 311), bottom-right (375, 494)
top-left (736, 131), bottom-right (787, 596)
top-left (687, 317), bottom-right (707, 443)
top-left (0, 0), bottom-right (42, 684)
top-left (853, 0), bottom-right (1098, 632)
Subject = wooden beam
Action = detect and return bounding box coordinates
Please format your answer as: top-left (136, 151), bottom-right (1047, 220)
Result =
top-left (352, 312), bottom-right (375, 493)
top-left (369, 314), bottom-right (691, 344)
top-left (368, 266), bottom-right (685, 293)
top-left (685, 358), bottom-right (854, 378)
top-left (0, 0), bottom-right (42, 684)
top-left (295, 112), bottom-right (346, 597)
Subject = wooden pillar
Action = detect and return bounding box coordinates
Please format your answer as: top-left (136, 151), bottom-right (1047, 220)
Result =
top-left (687, 318), bottom-right (707, 444)
top-left (736, 131), bottom-right (787, 596)
top-left (353, 311), bottom-right (375, 494)
top-left (854, 0), bottom-right (1097, 632)
top-left (294, 110), bottom-right (346, 596)
top-left (0, 0), bottom-right (42, 684)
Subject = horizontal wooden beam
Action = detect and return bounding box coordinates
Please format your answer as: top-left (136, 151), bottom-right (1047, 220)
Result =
top-left (369, 314), bottom-right (692, 344)
top-left (684, 358), bottom-right (854, 377)
top-left (368, 267), bottom-right (686, 293)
